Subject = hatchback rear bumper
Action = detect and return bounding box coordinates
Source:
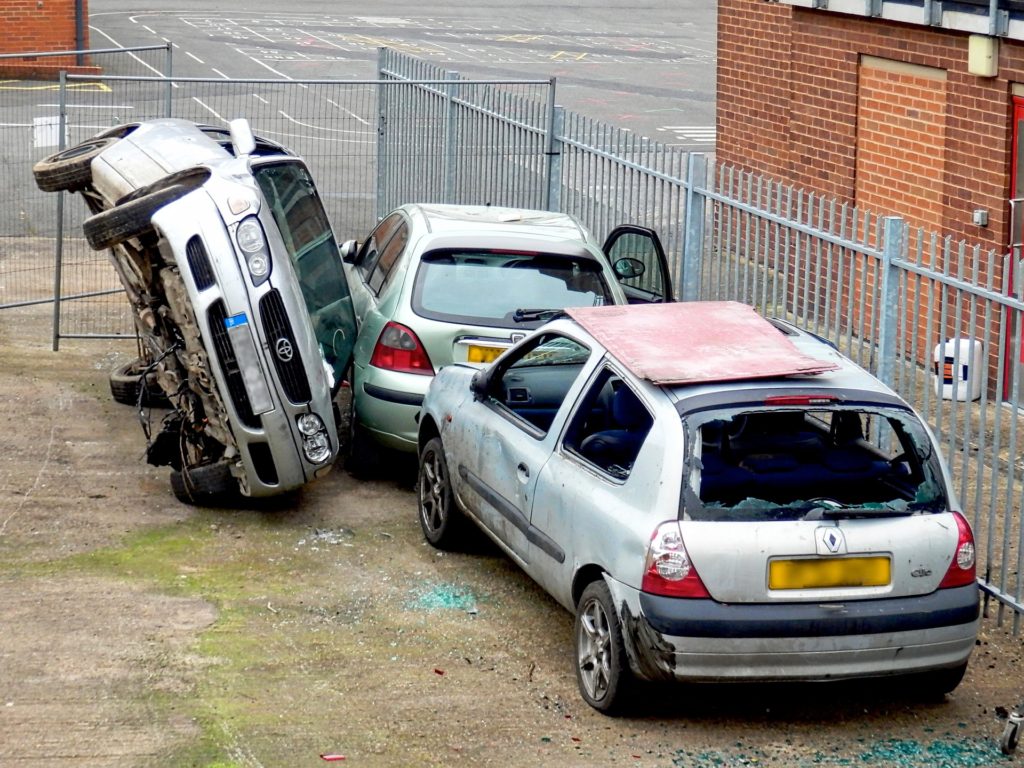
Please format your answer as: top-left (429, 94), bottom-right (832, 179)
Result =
top-left (607, 578), bottom-right (979, 683)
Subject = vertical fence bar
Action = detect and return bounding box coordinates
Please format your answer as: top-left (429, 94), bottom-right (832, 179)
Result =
top-left (51, 70), bottom-right (69, 352)
top-left (681, 153), bottom-right (706, 301)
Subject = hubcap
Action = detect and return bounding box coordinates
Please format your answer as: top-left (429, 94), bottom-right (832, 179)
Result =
top-left (419, 448), bottom-right (448, 534)
top-left (577, 597), bottom-right (612, 701)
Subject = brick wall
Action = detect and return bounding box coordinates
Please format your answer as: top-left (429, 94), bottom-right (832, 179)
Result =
top-left (0, 0), bottom-right (97, 78)
top-left (717, 0), bottom-right (1017, 255)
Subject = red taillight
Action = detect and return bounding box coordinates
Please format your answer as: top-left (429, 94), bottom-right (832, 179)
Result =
top-left (641, 521), bottom-right (710, 598)
top-left (369, 322), bottom-right (434, 375)
top-left (939, 511), bottom-right (977, 588)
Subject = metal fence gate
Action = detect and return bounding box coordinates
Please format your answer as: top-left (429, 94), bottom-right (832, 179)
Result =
top-left (1, 47), bottom-right (1021, 630)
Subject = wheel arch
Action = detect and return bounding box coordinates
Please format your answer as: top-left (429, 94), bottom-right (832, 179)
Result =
top-left (572, 563), bottom-right (608, 608)
top-left (418, 413), bottom-right (441, 454)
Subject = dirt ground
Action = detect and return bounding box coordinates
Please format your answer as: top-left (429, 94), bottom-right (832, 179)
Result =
top-left (1, 305), bottom-right (1023, 768)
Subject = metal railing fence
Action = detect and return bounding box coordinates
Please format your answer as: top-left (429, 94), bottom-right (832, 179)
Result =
top-left (1, 47), bottom-right (1021, 628)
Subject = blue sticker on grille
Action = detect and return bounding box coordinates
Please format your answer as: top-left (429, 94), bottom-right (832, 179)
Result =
top-left (223, 313), bottom-right (248, 329)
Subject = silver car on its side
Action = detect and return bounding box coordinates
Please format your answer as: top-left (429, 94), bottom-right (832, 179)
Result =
top-left (339, 203), bottom-right (672, 464)
top-left (33, 118), bottom-right (358, 503)
top-left (416, 301), bottom-right (979, 713)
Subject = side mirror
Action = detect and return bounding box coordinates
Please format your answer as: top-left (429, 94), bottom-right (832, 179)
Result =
top-left (613, 256), bottom-right (646, 280)
top-left (228, 118), bottom-right (256, 156)
top-left (339, 239), bottom-right (358, 264)
top-left (470, 368), bottom-right (489, 401)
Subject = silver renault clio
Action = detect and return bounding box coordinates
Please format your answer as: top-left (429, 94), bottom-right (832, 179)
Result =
top-left (34, 118), bottom-right (358, 503)
top-left (417, 301), bottom-right (979, 713)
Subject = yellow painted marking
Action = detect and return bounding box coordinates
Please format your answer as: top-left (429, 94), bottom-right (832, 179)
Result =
top-left (0, 80), bottom-right (111, 92)
top-left (551, 51), bottom-right (588, 61)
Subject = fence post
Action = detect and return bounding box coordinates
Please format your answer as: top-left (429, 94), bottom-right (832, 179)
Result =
top-left (545, 104), bottom-right (564, 212)
top-left (52, 71), bottom-right (68, 351)
top-left (876, 215), bottom-right (904, 389)
top-left (680, 153), bottom-right (707, 301)
top-left (165, 42), bottom-right (173, 117)
top-left (443, 72), bottom-right (460, 204)
top-left (376, 48), bottom-right (388, 221)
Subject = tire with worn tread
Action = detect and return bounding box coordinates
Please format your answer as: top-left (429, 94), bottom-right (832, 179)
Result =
top-left (417, 436), bottom-right (464, 549)
top-left (574, 580), bottom-right (634, 715)
top-left (170, 461), bottom-right (238, 505)
top-left (83, 182), bottom-right (199, 251)
top-left (32, 137), bottom-right (119, 193)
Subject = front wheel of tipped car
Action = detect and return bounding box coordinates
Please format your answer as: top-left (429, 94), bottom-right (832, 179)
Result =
top-left (417, 436), bottom-right (463, 549)
top-left (32, 137), bottom-right (120, 193)
top-left (575, 580), bottom-right (634, 715)
top-left (170, 461), bottom-right (238, 506)
top-left (83, 179), bottom-right (203, 251)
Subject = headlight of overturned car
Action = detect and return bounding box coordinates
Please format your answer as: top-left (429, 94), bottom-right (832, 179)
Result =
top-left (236, 216), bottom-right (272, 285)
top-left (296, 413), bottom-right (332, 464)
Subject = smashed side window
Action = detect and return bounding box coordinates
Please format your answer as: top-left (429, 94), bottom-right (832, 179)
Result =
top-left (683, 407), bottom-right (947, 522)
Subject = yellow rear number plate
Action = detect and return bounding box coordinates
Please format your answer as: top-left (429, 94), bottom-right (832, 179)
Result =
top-left (466, 344), bottom-right (505, 364)
top-left (769, 556), bottom-right (891, 590)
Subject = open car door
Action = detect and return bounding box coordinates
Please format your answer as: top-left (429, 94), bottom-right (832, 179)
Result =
top-left (602, 225), bottom-right (673, 303)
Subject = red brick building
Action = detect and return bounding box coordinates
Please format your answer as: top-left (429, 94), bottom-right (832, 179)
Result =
top-left (717, 0), bottom-right (1024, 257)
top-left (0, 0), bottom-right (97, 78)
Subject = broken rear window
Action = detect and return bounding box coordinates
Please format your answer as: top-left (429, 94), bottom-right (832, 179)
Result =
top-left (683, 407), bottom-right (947, 522)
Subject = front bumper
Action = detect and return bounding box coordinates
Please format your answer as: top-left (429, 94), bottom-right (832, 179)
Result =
top-left (605, 577), bottom-right (980, 683)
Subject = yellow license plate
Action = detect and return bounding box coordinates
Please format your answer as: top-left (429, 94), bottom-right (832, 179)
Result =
top-left (466, 344), bottom-right (505, 364)
top-left (769, 556), bottom-right (891, 590)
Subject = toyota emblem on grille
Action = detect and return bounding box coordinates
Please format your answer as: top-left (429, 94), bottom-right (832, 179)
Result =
top-left (275, 338), bottom-right (294, 362)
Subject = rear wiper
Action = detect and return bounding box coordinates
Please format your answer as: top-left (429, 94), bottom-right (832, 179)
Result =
top-left (814, 505), bottom-right (914, 519)
top-left (512, 308), bottom-right (565, 323)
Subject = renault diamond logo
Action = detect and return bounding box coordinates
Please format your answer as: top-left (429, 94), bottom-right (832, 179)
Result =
top-left (821, 528), bottom-right (843, 554)
top-left (275, 337), bottom-right (294, 362)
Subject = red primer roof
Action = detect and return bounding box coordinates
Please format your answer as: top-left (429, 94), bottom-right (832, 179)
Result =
top-left (565, 302), bottom-right (838, 385)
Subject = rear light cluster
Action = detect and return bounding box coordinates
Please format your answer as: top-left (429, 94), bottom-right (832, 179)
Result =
top-left (641, 521), bottom-right (710, 598)
top-left (369, 321), bottom-right (433, 375)
top-left (938, 511), bottom-right (977, 588)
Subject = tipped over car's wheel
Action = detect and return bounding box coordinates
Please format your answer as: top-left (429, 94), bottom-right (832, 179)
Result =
top-left (170, 461), bottom-right (238, 506)
top-left (83, 175), bottom-right (206, 251)
top-left (109, 358), bottom-right (169, 408)
top-left (417, 436), bottom-right (464, 549)
top-left (32, 137), bottom-right (120, 193)
top-left (575, 580), bottom-right (634, 715)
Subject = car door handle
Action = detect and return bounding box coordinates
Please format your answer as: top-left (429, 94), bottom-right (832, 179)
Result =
top-left (517, 462), bottom-right (530, 480)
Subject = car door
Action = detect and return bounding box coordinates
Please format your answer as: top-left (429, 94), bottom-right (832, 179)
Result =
top-left (602, 225), bottom-right (673, 304)
top-left (456, 331), bottom-right (598, 568)
top-left (250, 158), bottom-right (361, 386)
top-left (528, 364), bottom-right (661, 606)
top-left (344, 210), bottom-right (409, 327)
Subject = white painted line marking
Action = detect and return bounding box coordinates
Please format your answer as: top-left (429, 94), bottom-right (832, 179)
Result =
top-left (186, 51), bottom-right (205, 64)
top-left (192, 97), bottom-right (226, 122)
top-left (88, 25), bottom-right (179, 88)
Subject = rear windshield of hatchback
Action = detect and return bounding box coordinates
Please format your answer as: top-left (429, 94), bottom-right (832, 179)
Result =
top-left (411, 250), bottom-right (613, 329)
top-left (682, 406), bottom-right (949, 522)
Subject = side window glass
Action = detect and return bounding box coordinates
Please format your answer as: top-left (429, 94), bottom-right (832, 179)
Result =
top-left (564, 367), bottom-right (652, 479)
top-left (357, 212), bottom-right (403, 282)
top-left (488, 333), bottom-right (591, 436)
top-left (368, 223), bottom-right (409, 295)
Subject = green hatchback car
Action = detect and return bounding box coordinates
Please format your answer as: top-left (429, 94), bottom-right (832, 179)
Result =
top-left (339, 203), bottom-right (671, 464)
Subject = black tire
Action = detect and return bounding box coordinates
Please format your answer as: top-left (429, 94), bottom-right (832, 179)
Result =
top-left (574, 580), bottom-right (634, 714)
top-left (32, 136), bottom-right (119, 193)
top-left (417, 437), bottom-right (466, 549)
top-left (170, 461), bottom-right (238, 505)
top-left (83, 182), bottom-right (199, 251)
top-left (115, 167), bottom-right (209, 206)
top-left (1002, 720), bottom-right (1020, 755)
top-left (340, 370), bottom-right (380, 477)
top-left (109, 359), bottom-right (169, 408)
